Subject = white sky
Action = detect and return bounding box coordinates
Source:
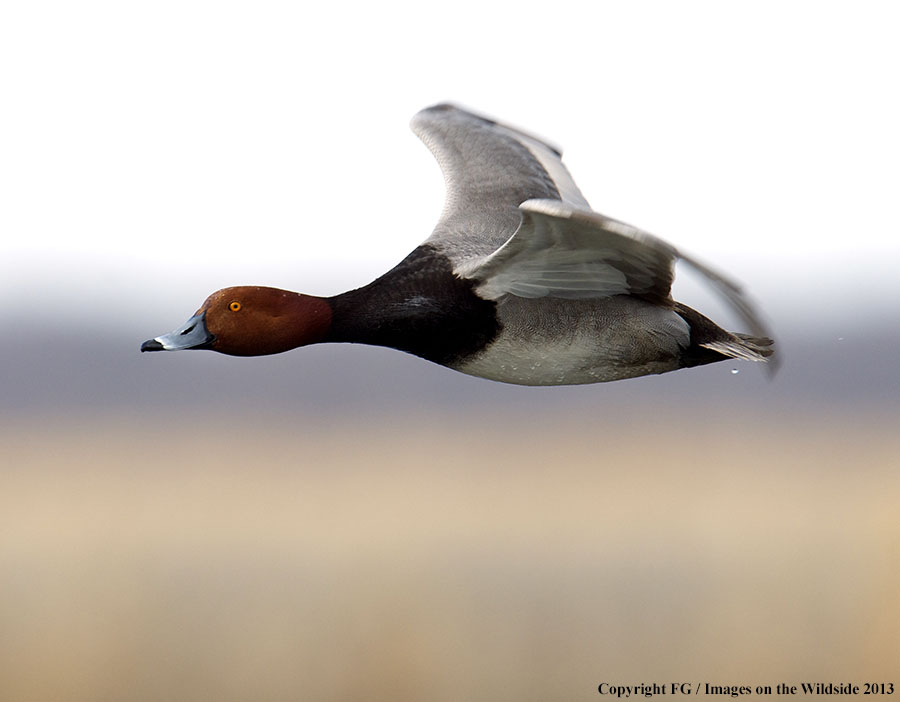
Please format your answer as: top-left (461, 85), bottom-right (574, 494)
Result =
top-left (2, 1), bottom-right (899, 325)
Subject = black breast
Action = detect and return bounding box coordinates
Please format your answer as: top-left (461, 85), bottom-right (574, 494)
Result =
top-left (325, 245), bottom-right (500, 366)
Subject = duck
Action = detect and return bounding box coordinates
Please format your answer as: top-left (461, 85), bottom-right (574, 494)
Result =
top-left (141, 103), bottom-right (774, 386)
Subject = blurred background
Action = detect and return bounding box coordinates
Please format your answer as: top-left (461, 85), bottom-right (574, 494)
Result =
top-left (2, 2), bottom-right (898, 700)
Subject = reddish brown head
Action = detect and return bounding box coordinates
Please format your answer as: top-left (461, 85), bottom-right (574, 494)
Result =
top-left (141, 286), bottom-right (331, 357)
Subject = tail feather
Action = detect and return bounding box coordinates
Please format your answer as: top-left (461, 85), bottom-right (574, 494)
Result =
top-left (700, 334), bottom-right (774, 362)
top-left (675, 302), bottom-right (777, 373)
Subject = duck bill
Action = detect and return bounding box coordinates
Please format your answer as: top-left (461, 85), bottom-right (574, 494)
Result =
top-left (141, 312), bottom-right (215, 352)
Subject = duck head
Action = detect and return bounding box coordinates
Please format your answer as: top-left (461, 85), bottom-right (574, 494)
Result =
top-left (141, 286), bottom-right (331, 356)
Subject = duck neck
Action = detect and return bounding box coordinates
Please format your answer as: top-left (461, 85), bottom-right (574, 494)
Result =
top-left (286, 293), bottom-right (333, 349)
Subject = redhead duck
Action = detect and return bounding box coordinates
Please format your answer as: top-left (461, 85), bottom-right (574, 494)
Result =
top-left (142, 103), bottom-right (774, 385)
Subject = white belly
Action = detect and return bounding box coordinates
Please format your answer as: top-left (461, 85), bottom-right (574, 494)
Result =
top-left (452, 298), bottom-right (690, 386)
top-left (454, 337), bottom-right (677, 385)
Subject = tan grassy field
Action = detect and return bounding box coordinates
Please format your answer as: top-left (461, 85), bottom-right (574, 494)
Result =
top-left (1, 411), bottom-right (898, 701)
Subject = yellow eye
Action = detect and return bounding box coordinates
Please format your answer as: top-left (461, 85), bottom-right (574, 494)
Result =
top-left (229, 301), bottom-right (242, 312)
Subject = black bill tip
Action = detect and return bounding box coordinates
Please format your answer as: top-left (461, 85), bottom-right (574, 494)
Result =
top-left (141, 339), bottom-right (164, 352)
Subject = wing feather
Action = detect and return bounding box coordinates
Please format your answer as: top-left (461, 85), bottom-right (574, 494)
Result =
top-left (411, 104), bottom-right (589, 259)
top-left (462, 199), bottom-right (676, 305)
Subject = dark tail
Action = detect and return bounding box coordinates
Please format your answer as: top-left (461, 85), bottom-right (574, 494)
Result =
top-left (675, 302), bottom-right (775, 369)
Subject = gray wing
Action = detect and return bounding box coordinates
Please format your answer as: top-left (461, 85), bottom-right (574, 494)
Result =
top-left (458, 199), bottom-right (677, 305)
top-left (461, 199), bottom-right (773, 344)
top-left (411, 104), bottom-right (590, 260)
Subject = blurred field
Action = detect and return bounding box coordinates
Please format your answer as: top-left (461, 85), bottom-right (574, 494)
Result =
top-left (1, 411), bottom-right (898, 701)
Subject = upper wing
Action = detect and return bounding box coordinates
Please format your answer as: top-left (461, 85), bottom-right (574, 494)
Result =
top-left (411, 104), bottom-right (590, 257)
top-left (462, 199), bottom-right (773, 346)
top-left (460, 199), bottom-right (678, 305)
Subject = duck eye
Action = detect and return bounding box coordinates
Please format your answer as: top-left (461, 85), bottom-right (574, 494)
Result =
top-left (229, 301), bottom-right (242, 312)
